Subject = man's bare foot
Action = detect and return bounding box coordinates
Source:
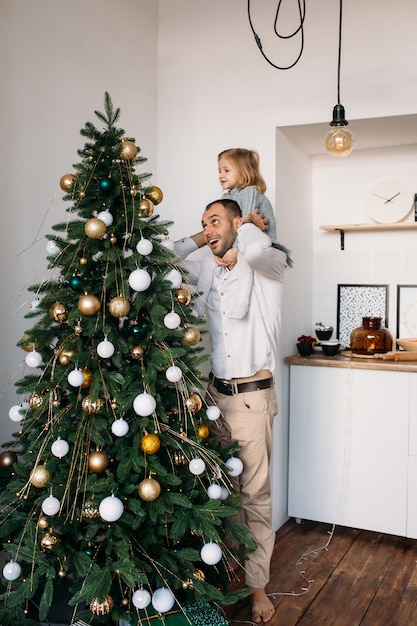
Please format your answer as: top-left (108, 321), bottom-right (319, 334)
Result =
top-left (250, 587), bottom-right (275, 623)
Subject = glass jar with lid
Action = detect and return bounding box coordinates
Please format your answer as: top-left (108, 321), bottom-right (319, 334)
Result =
top-left (350, 316), bottom-right (392, 355)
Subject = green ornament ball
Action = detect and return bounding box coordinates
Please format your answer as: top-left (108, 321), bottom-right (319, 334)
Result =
top-left (99, 178), bottom-right (114, 192)
top-left (131, 324), bottom-right (146, 338)
top-left (69, 275), bottom-right (84, 291)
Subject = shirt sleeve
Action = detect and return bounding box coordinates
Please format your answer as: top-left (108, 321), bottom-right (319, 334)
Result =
top-left (237, 223), bottom-right (286, 281)
top-left (173, 237), bottom-right (202, 285)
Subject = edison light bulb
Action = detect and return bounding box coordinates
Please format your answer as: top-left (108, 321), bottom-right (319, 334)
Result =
top-left (324, 127), bottom-right (355, 157)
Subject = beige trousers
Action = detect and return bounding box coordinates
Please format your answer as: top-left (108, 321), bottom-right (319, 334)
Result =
top-left (206, 382), bottom-right (278, 589)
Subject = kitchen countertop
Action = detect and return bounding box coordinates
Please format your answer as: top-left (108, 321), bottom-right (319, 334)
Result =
top-left (284, 350), bottom-right (417, 372)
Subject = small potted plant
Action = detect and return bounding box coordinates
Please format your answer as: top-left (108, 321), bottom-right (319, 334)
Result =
top-left (296, 335), bottom-right (317, 357)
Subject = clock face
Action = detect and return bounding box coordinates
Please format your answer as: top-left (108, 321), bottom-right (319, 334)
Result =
top-left (365, 180), bottom-right (414, 224)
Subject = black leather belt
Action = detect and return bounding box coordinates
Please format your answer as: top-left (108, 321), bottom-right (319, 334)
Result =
top-left (210, 373), bottom-right (274, 396)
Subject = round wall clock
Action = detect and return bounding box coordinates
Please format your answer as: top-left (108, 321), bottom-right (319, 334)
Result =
top-left (365, 179), bottom-right (414, 224)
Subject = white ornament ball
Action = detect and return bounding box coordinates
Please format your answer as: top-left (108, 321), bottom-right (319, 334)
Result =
top-left (41, 495), bottom-right (60, 516)
top-left (21, 400), bottom-right (30, 410)
top-left (133, 392), bottom-right (156, 417)
top-left (132, 588), bottom-right (151, 609)
top-left (67, 369), bottom-right (85, 387)
top-left (128, 268), bottom-right (152, 292)
top-left (99, 495), bottom-right (124, 522)
top-left (189, 457), bottom-right (206, 476)
top-left (200, 542), bottom-right (222, 565)
top-left (3, 561), bottom-right (21, 581)
top-left (164, 311), bottom-right (181, 329)
top-left (25, 350), bottom-right (42, 368)
top-left (46, 240), bottom-right (60, 256)
top-left (165, 269), bottom-right (182, 289)
top-left (152, 587), bottom-right (175, 613)
top-left (97, 339), bottom-right (115, 359)
top-left (51, 438), bottom-right (69, 458)
top-left (207, 483), bottom-right (223, 500)
top-left (165, 365), bottom-right (182, 383)
top-left (97, 210), bottom-right (114, 226)
top-left (111, 418), bottom-right (129, 437)
top-left (160, 237), bottom-right (175, 251)
top-left (220, 487), bottom-right (229, 500)
top-left (206, 405), bottom-right (221, 421)
top-left (9, 404), bottom-right (25, 423)
top-left (226, 457), bottom-right (244, 477)
top-left (136, 237), bottom-right (154, 255)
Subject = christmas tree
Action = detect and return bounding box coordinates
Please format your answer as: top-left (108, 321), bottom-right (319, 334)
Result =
top-left (0, 93), bottom-right (254, 625)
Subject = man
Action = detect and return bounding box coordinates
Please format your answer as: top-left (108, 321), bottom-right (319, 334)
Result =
top-left (174, 198), bottom-right (287, 624)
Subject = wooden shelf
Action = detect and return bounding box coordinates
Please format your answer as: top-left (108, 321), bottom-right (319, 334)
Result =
top-left (319, 221), bottom-right (417, 249)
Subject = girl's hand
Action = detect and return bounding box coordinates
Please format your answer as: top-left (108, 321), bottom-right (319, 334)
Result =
top-left (242, 208), bottom-right (269, 231)
top-left (215, 247), bottom-right (238, 269)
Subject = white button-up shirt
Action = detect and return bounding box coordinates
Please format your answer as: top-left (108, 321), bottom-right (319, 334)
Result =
top-left (174, 223), bottom-right (286, 380)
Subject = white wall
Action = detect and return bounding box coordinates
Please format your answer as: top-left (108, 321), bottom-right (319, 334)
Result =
top-left (3, 0), bottom-right (417, 531)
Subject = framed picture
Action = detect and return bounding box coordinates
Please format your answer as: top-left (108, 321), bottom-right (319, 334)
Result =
top-left (337, 284), bottom-right (389, 347)
top-left (396, 285), bottom-right (417, 338)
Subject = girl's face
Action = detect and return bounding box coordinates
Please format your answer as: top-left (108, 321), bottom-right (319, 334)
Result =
top-left (218, 157), bottom-right (240, 191)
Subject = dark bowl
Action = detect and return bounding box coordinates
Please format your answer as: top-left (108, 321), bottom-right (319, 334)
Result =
top-left (321, 341), bottom-right (340, 356)
top-left (316, 328), bottom-right (333, 341)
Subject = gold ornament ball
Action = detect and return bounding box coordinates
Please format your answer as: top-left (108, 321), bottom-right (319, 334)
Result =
top-left (82, 502), bottom-right (100, 520)
top-left (140, 433), bottom-right (161, 455)
top-left (30, 465), bottom-right (51, 488)
top-left (110, 398), bottom-right (118, 410)
top-left (138, 197), bottom-right (154, 217)
top-left (108, 296), bottom-right (130, 318)
top-left (121, 598), bottom-right (129, 607)
top-left (40, 532), bottom-right (60, 552)
top-left (197, 423), bottom-right (210, 439)
top-left (130, 345), bottom-right (144, 360)
top-left (59, 173), bottom-right (76, 192)
top-left (38, 516), bottom-right (49, 529)
top-left (185, 392), bottom-right (203, 413)
top-left (82, 395), bottom-right (104, 415)
top-left (80, 368), bottom-right (93, 388)
top-left (146, 185), bottom-right (164, 205)
top-left (90, 596), bottom-right (114, 616)
top-left (58, 348), bottom-right (76, 365)
top-left (85, 217), bottom-right (107, 239)
top-left (74, 322), bottom-right (83, 335)
top-left (58, 568), bottom-right (67, 579)
top-left (49, 302), bottom-right (69, 323)
top-left (175, 288), bottom-right (191, 306)
top-left (119, 140), bottom-right (138, 161)
top-left (19, 333), bottom-right (38, 353)
top-left (182, 579), bottom-right (193, 590)
top-left (138, 477), bottom-right (161, 501)
top-left (79, 256), bottom-right (88, 265)
top-left (88, 450), bottom-right (110, 473)
top-left (78, 293), bottom-right (101, 316)
top-left (29, 391), bottom-right (44, 409)
top-left (0, 450), bottom-right (17, 468)
top-left (182, 326), bottom-right (201, 346)
top-left (109, 233), bottom-right (117, 244)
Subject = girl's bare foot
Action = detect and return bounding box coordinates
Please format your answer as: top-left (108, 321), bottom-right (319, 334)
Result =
top-left (250, 587), bottom-right (275, 623)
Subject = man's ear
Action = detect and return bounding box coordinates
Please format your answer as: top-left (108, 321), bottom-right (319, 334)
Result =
top-left (233, 216), bottom-right (242, 230)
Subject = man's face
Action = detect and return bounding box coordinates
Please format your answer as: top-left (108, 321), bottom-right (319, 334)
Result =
top-left (201, 203), bottom-right (240, 258)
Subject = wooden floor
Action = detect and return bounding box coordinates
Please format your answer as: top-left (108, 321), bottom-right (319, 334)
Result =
top-left (223, 519), bottom-right (417, 625)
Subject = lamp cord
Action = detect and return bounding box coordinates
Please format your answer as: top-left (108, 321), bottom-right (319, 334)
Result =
top-left (336, 0), bottom-right (343, 104)
top-left (247, 0), bottom-right (306, 70)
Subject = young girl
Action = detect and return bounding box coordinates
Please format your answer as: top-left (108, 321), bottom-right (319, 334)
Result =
top-left (218, 148), bottom-right (293, 267)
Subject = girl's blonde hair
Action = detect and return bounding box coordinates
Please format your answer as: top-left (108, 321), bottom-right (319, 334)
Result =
top-left (218, 148), bottom-right (267, 194)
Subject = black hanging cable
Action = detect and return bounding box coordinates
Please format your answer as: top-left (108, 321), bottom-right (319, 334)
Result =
top-left (247, 0), bottom-right (306, 70)
top-left (336, 0), bottom-right (343, 104)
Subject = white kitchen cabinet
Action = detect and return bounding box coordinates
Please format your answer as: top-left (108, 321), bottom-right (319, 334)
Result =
top-left (287, 356), bottom-right (417, 537)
